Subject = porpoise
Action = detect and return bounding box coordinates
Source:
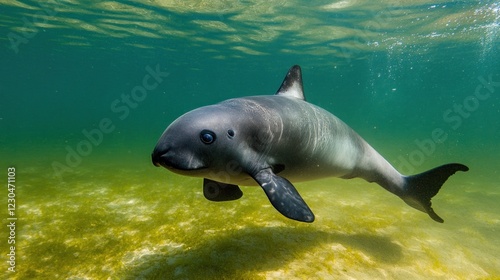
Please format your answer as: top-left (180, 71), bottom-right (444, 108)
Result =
top-left (152, 65), bottom-right (468, 223)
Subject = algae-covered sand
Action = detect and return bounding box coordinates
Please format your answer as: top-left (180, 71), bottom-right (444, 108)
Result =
top-left (3, 153), bottom-right (499, 279)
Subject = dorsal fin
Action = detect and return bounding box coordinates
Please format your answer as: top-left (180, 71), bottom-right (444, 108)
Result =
top-left (275, 65), bottom-right (305, 100)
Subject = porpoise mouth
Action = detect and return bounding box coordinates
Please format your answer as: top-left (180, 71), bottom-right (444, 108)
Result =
top-left (151, 151), bottom-right (206, 171)
top-left (151, 151), bottom-right (163, 167)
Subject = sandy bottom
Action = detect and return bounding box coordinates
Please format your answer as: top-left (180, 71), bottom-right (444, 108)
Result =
top-left (2, 160), bottom-right (499, 279)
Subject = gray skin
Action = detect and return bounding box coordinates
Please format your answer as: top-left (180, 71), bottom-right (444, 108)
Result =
top-left (152, 65), bottom-right (468, 223)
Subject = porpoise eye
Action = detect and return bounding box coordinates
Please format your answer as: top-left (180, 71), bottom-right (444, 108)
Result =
top-left (200, 130), bottom-right (216, 144)
top-left (227, 129), bottom-right (235, 138)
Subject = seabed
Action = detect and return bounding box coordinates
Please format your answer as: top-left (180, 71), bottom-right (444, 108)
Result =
top-left (4, 157), bottom-right (499, 279)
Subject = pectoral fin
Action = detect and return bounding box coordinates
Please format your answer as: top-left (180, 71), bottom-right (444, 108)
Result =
top-left (253, 168), bottom-right (315, 223)
top-left (203, 179), bottom-right (243, 201)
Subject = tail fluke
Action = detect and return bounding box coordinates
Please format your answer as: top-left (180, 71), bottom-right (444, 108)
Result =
top-left (402, 163), bottom-right (469, 223)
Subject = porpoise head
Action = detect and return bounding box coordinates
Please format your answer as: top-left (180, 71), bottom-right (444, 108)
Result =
top-left (151, 103), bottom-right (261, 180)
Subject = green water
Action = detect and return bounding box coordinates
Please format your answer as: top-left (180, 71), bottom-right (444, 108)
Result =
top-left (1, 0), bottom-right (499, 279)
